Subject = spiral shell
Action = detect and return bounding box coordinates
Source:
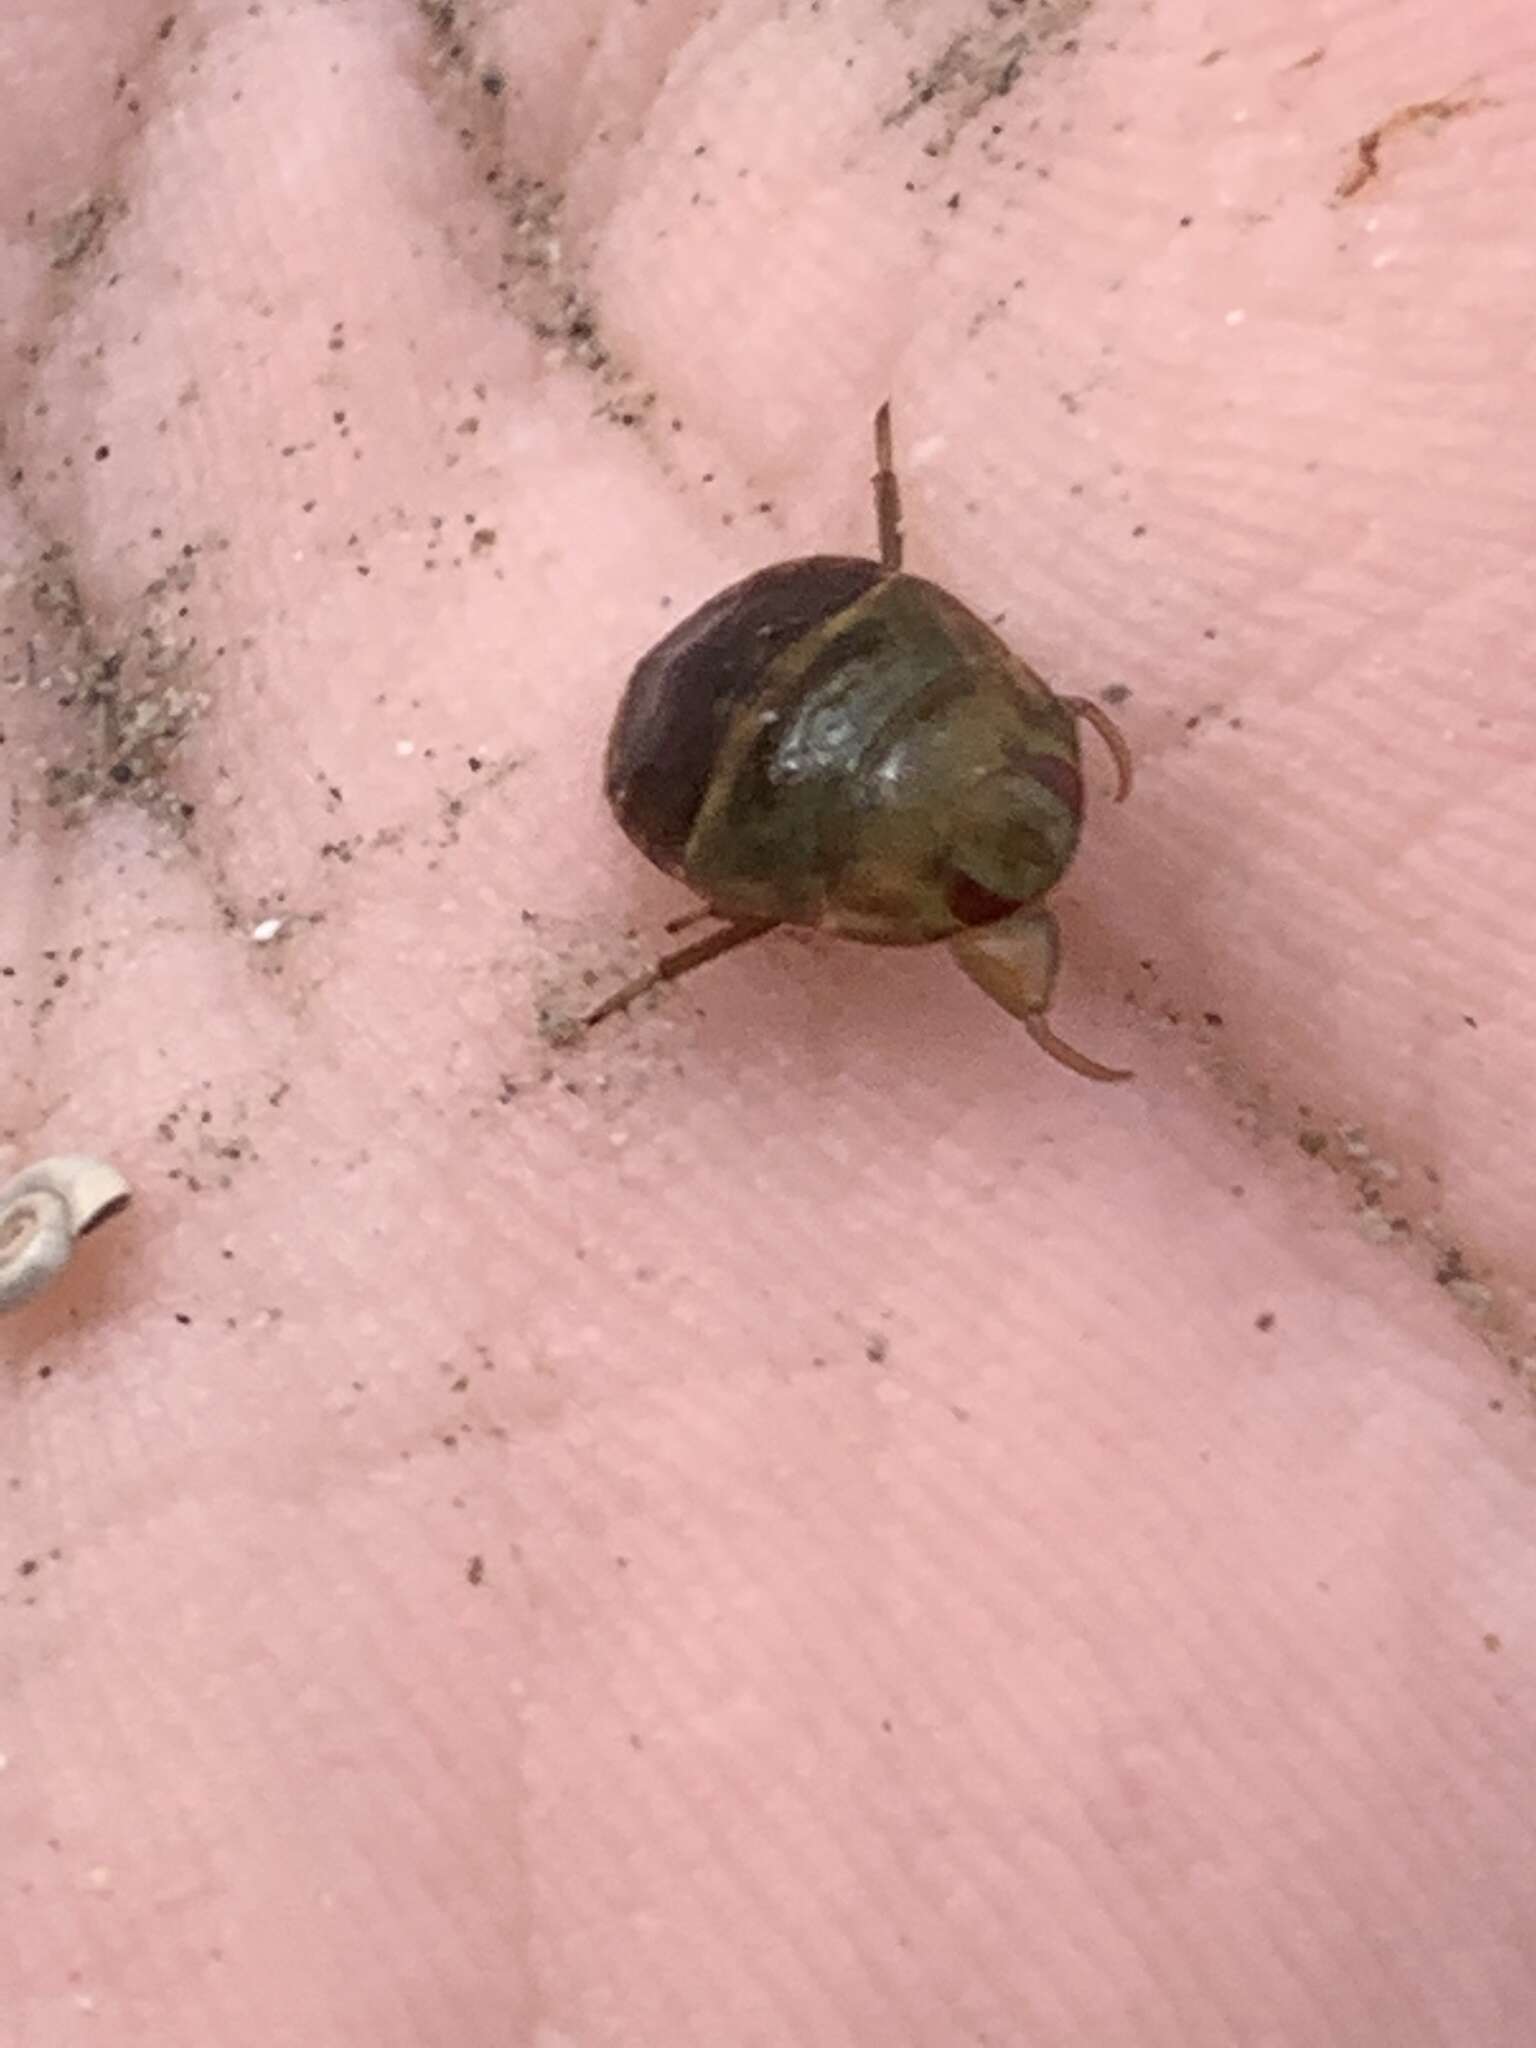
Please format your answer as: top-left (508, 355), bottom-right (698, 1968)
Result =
top-left (0, 1156), bottom-right (131, 1312)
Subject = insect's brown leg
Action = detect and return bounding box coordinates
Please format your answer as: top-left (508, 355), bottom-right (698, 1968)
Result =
top-left (663, 905), bottom-right (715, 936)
top-left (949, 907), bottom-right (1131, 1083)
top-left (583, 918), bottom-right (781, 1029)
top-left (1061, 696), bottom-right (1133, 802)
top-left (873, 400), bottom-right (903, 573)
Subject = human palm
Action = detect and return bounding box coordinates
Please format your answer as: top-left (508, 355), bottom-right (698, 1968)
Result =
top-left (4, 4), bottom-right (1533, 2044)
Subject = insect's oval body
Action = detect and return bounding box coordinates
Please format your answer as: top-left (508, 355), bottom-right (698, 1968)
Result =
top-left (590, 404), bottom-right (1134, 1082)
top-left (605, 554), bottom-right (1083, 945)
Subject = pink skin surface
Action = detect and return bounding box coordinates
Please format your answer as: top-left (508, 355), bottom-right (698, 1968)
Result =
top-left (3, 3), bottom-right (1535, 2043)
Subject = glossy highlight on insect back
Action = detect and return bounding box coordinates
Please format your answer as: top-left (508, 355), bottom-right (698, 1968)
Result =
top-left (587, 404), bottom-right (1133, 1082)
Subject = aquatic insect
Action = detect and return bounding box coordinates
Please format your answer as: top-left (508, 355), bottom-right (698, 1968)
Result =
top-left (587, 405), bottom-right (1133, 1080)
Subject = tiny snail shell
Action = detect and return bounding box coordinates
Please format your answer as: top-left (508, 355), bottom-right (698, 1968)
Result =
top-left (0, 1155), bottom-right (132, 1313)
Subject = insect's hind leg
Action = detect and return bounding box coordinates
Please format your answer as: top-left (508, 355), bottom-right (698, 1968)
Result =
top-left (872, 402), bottom-right (903, 572)
top-left (583, 917), bottom-right (780, 1028)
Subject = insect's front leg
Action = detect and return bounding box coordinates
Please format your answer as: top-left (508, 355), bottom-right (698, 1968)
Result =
top-left (948, 907), bottom-right (1131, 1083)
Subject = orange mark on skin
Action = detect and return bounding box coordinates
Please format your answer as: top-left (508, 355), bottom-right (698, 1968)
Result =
top-left (1335, 91), bottom-right (1492, 201)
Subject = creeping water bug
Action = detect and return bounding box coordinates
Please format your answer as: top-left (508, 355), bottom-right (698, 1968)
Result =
top-left (586, 405), bottom-right (1133, 1081)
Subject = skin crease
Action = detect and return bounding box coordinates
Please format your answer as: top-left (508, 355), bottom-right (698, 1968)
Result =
top-left (2, 0), bottom-right (1535, 2041)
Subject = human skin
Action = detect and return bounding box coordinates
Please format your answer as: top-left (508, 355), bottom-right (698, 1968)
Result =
top-left (2, 1), bottom-right (1534, 2043)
